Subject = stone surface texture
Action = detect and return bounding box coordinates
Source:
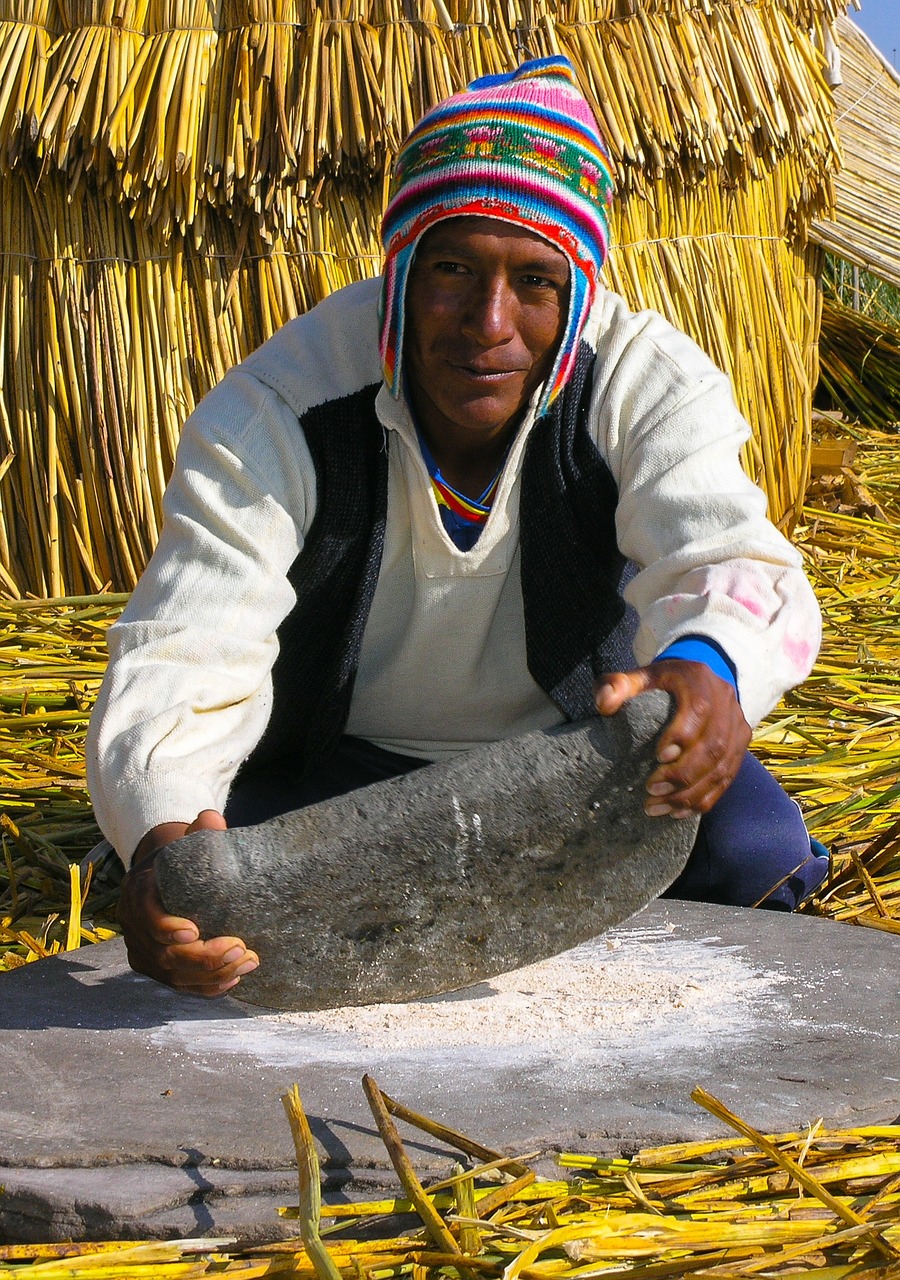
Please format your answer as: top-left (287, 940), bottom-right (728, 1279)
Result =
top-left (0, 900), bottom-right (897, 1244)
top-left (156, 694), bottom-right (697, 1009)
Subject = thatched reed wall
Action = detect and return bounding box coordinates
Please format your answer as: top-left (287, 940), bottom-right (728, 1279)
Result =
top-left (0, 0), bottom-right (845, 597)
top-left (812, 14), bottom-right (900, 293)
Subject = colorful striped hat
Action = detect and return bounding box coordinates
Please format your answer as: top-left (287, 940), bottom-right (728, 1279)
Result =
top-left (379, 56), bottom-right (614, 417)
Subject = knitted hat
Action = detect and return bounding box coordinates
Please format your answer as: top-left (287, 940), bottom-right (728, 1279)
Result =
top-left (380, 56), bottom-right (614, 417)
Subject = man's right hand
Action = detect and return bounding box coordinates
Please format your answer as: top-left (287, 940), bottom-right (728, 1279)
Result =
top-left (118, 810), bottom-right (259, 997)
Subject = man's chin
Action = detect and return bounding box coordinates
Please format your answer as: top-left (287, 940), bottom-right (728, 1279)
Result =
top-left (438, 388), bottom-right (532, 436)
top-left (449, 410), bottom-right (523, 438)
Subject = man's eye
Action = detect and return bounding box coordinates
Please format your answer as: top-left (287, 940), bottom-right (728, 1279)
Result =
top-left (433, 260), bottom-right (468, 274)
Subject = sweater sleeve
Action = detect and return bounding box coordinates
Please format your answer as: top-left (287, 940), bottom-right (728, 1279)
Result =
top-left (655, 635), bottom-right (739, 695)
top-left (85, 369), bottom-right (316, 864)
top-left (588, 295), bottom-right (821, 728)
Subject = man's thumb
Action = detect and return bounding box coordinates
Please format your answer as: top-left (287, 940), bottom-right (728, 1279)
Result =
top-left (186, 809), bottom-right (228, 834)
top-left (594, 669), bottom-right (652, 716)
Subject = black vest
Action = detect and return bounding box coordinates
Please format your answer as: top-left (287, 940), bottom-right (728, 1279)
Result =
top-left (241, 342), bottom-right (637, 779)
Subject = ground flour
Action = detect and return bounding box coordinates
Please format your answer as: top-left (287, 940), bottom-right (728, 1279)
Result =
top-left (152, 920), bottom-right (787, 1068)
top-left (267, 922), bottom-right (783, 1054)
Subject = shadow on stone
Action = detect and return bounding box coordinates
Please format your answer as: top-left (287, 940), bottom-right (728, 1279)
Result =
top-left (0, 948), bottom-right (253, 1033)
top-left (178, 1148), bottom-right (218, 1235)
top-left (307, 1115), bottom-right (355, 1168)
top-left (320, 1116), bottom-right (451, 1164)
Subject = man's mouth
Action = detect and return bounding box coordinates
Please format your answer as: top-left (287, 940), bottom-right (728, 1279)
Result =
top-left (452, 363), bottom-right (525, 381)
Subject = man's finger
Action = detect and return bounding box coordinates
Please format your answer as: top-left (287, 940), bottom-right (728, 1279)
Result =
top-left (644, 745), bottom-right (743, 816)
top-left (164, 958), bottom-right (260, 993)
top-left (126, 942), bottom-right (258, 994)
top-left (186, 809), bottom-right (228, 835)
top-left (164, 937), bottom-right (255, 969)
top-left (594, 669), bottom-right (652, 715)
top-left (149, 919), bottom-right (201, 946)
top-left (177, 977), bottom-right (243, 998)
top-left (152, 937), bottom-right (260, 983)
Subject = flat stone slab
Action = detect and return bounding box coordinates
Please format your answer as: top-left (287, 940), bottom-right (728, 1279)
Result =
top-left (1, 900), bottom-right (897, 1243)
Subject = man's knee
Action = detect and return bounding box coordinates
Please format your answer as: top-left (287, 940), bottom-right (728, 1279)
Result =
top-left (663, 752), bottom-right (827, 910)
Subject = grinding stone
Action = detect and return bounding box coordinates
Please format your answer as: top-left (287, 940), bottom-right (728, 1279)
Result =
top-left (156, 691), bottom-right (697, 1009)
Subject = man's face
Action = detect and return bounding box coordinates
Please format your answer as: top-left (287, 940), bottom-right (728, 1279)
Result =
top-left (404, 217), bottom-right (570, 450)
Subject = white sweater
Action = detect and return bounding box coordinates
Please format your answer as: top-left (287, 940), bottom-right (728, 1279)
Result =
top-left (86, 278), bottom-right (821, 860)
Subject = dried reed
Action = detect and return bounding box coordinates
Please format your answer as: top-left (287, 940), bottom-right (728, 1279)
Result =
top-left (0, 0), bottom-right (845, 594)
top-left (2, 1079), bottom-right (896, 1277)
top-left (811, 14), bottom-right (900, 294)
top-left (818, 296), bottom-right (900, 428)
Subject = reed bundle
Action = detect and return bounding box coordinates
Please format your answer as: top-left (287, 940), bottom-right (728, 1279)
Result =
top-left (5, 0), bottom-right (844, 211)
top-left (607, 176), bottom-right (823, 527)
top-left (0, 0), bottom-right (844, 594)
top-left (811, 14), bottom-right (900, 294)
top-left (1, 1079), bottom-right (897, 1275)
top-left (817, 296), bottom-right (900, 429)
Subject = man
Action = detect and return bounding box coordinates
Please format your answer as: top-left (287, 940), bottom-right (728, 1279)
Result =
top-left (87, 57), bottom-right (825, 998)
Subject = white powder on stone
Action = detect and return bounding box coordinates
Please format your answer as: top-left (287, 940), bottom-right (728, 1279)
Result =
top-left (266, 925), bottom-right (782, 1054)
top-left (150, 922), bottom-right (788, 1070)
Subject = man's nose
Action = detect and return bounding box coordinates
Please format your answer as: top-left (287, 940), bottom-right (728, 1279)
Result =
top-left (461, 279), bottom-right (516, 345)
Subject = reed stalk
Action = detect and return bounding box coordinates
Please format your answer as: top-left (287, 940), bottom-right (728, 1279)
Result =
top-left (0, 0), bottom-right (847, 593)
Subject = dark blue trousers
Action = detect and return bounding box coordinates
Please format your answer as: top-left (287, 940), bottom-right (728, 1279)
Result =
top-left (226, 736), bottom-right (827, 913)
top-left (661, 750), bottom-right (826, 910)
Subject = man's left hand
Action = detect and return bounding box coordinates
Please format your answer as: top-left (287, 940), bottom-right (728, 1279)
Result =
top-left (594, 660), bottom-right (751, 818)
